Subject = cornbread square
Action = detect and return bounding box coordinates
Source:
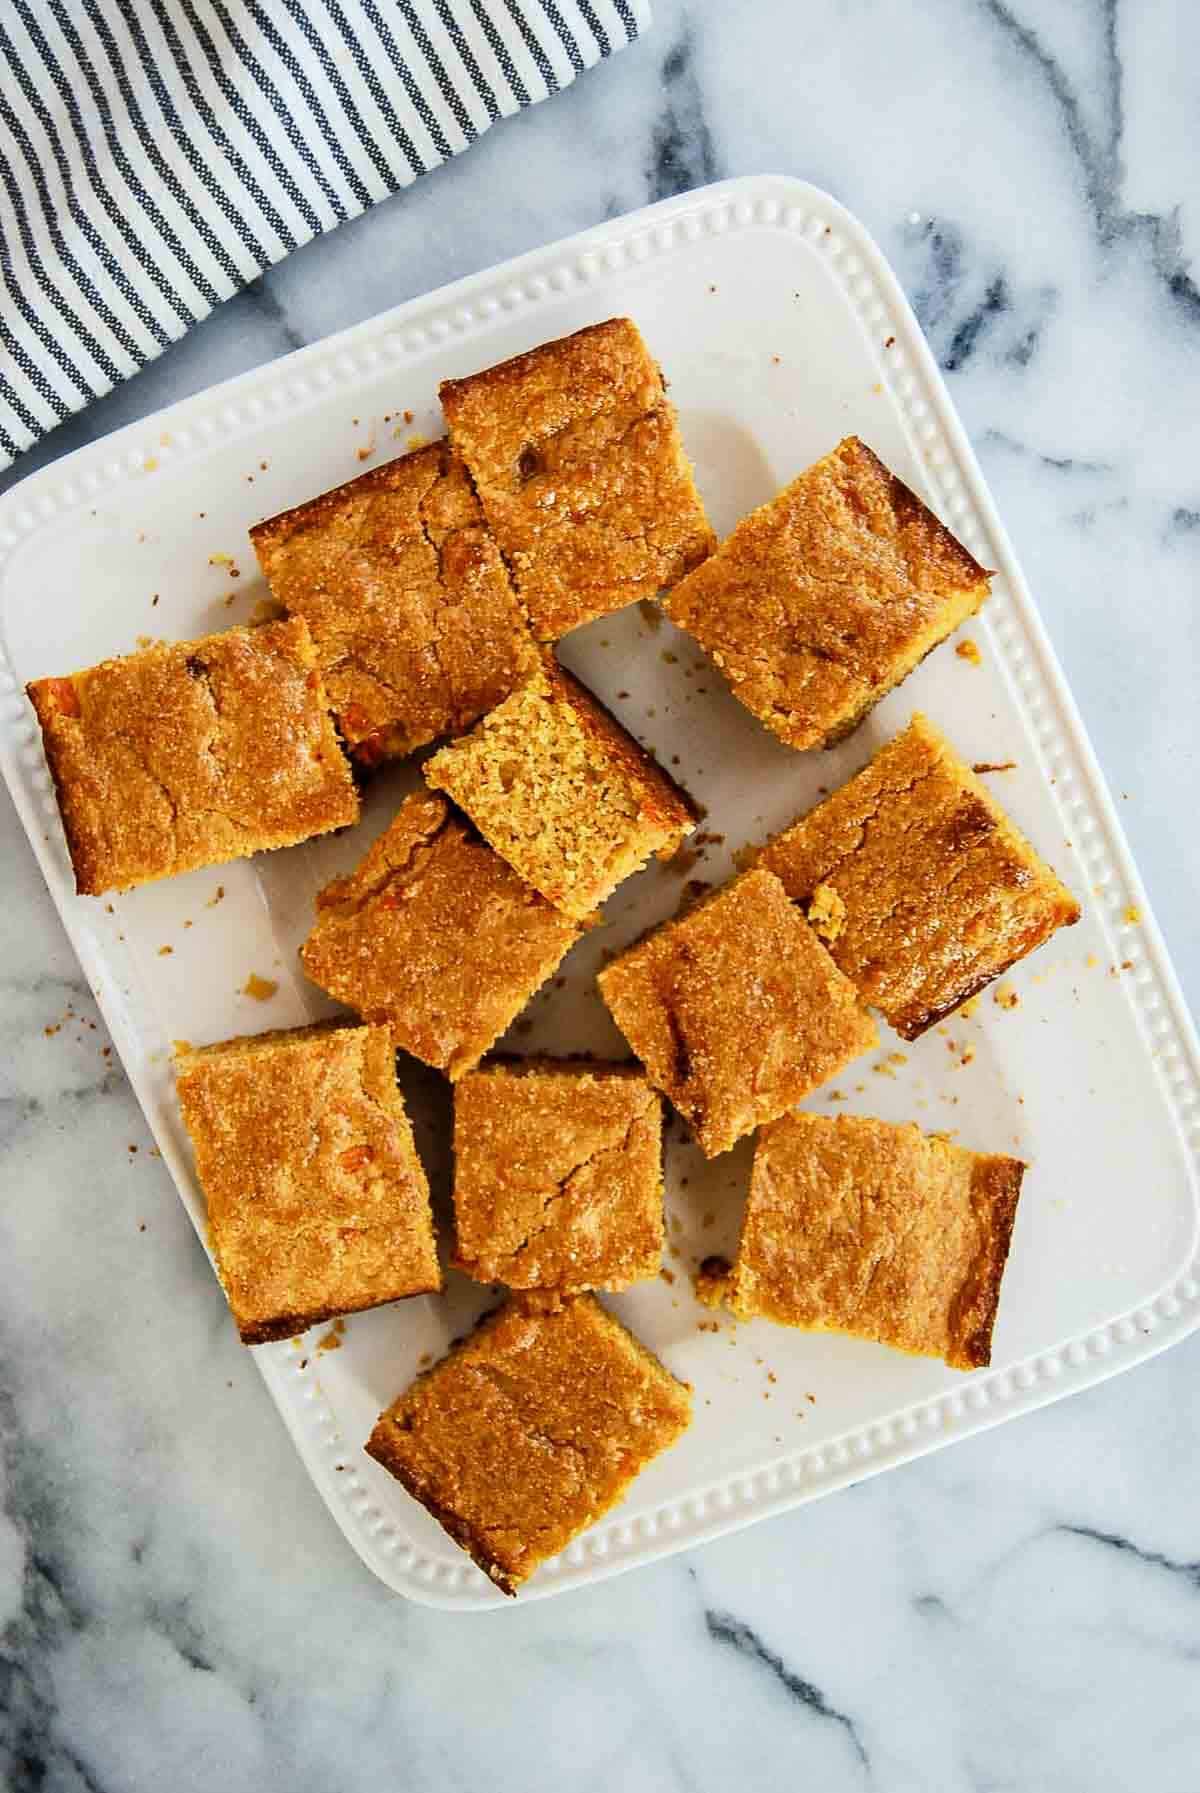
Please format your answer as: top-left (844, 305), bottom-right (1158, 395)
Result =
top-left (598, 868), bottom-right (878, 1156)
top-left (300, 793), bottom-right (580, 1080)
top-left (250, 442), bottom-right (535, 765)
top-left (175, 1023), bottom-right (439, 1344)
top-left (439, 318), bottom-right (715, 640)
top-left (758, 713), bottom-right (1081, 1038)
top-left (424, 653), bottom-right (696, 919)
top-left (706, 1112), bottom-right (1025, 1369)
top-left (27, 618), bottom-right (358, 896)
top-left (452, 1059), bottom-right (663, 1292)
top-left (663, 437), bottom-right (992, 750)
top-left (365, 1294), bottom-right (691, 1594)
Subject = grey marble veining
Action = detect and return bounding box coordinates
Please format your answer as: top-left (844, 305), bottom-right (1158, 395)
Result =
top-left (3, 3), bottom-right (1199, 1788)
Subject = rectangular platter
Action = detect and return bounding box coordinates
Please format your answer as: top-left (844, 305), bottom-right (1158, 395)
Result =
top-left (2, 175), bottom-right (1197, 1608)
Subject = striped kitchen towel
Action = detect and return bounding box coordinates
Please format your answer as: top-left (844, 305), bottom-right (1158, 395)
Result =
top-left (0, 0), bottom-right (650, 468)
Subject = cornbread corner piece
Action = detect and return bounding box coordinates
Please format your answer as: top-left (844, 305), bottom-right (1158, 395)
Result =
top-left (715, 1111), bottom-right (1025, 1370)
top-left (759, 712), bottom-right (1081, 1039)
top-left (424, 652), bottom-right (696, 919)
top-left (174, 1022), bottom-right (439, 1345)
top-left (249, 441), bottom-right (535, 765)
top-left (597, 867), bottom-right (878, 1157)
top-left (663, 436), bottom-right (992, 750)
top-left (365, 1294), bottom-right (691, 1594)
top-left (27, 617), bottom-right (358, 896)
top-left (439, 317), bottom-right (715, 640)
top-left (452, 1058), bottom-right (663, 1293)
top-left (300, 792), bottom-right (581, 1080)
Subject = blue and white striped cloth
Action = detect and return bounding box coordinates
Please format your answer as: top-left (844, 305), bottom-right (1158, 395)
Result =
top-left (0, 0), bottom-right (649, 467)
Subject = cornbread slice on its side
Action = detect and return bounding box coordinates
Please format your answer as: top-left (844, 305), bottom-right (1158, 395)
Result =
top-left (439, 317), bottom-right (715, 640)
top-left (702, 1111), bottom-right (1024, 1370)
top-left (365, 1294), bottom-right (691, 1594)
top-left (452, 1058), bottom-right (663, 1293)
top-left (598, 868), bottom-right (878, 1157)
top-left (758, 713), bottom-right (1081, 1038)
top-left (250, 442), bottom-right (535, 765)
top-left (27, 617), bottom-right (358, 895)
top-left (663, 436), bottom-right (992, 750)
top-left (300, 792), bottom-right (581, 1080)
top-left (175, 1023), bottom-right (439, 1345)
top-left (424, 652), bottom-right (696, 920)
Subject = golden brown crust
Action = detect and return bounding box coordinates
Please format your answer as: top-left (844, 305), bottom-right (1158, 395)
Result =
top-left (28, 618), bottom-right (358, 895)
top-left (597, 867), bottom-right (878, 1156)
top-left (424, 650), bottom-right (696, 919)
top-left (663, 437), bottom-right (992, 750)
top-left (174, 1022), bottom-right (439, 1344)
top-left (452, 1058), bottom-right (663, 1292)
top-left (757, 712), bottom-right (1081, 1037)
top-left (721, 1111), bottom-right (1024, 1369)
top-left (440, 318), bottom-right (715, 640)
top-left (364, 1294), bottom-right (691, 1593)
top-left (249, 442), bottom-right (535, 763)
top-left (300, 792), bottom-right (581, 1079)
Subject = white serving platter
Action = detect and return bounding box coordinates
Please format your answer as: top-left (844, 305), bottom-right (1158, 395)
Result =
top-left (3, 175), bottom-right (1198, 1610)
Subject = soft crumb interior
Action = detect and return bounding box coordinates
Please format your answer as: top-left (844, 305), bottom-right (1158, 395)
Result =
top-left (426, 664), bottom-right (693, 919)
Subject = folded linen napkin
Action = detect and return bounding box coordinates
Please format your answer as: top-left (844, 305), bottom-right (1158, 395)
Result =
top-left (0, 0), bottom-right (649, 467)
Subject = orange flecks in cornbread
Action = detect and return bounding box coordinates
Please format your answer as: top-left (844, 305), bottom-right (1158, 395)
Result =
top-left (300, 793), bottom-right (580, 1080)
top-left (709, 1111), bottom-right (1024, 1370)
top-left (175, 1023), bottom-right (439, 1344)
top-left (452, 1059), bottom-right (663, 1293)
top-left (250, 442), bottom-right (535, 764)
top-left (598, 867), bottom-right (877, 1157)
top-left (27, 619), bottom-right (358, 896)
top-left (365, 1294), bottom-right (691, 1594)
top-left (440, 318), bottom-right (715, 640)
top-left (757, 714), bottom-right (1079, 1039)
top-left (663, 437), bottom-right (992, 750)
top-left (424, 653), bottom-right (696, 919)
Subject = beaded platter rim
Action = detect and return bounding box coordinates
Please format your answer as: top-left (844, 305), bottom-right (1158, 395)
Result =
top-left (1, 175), bottom-right (1197, 1610)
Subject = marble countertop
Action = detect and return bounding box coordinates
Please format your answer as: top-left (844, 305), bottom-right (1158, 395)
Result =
top-left (3, 3), bottom-right (1198, 1788)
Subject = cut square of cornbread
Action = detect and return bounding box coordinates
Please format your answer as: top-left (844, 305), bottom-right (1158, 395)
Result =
top-left (424, 652), bottom-right (696, 919)
top-left (663, 437), bottom-right (992, 750)
top-left (758, 713), bottom-right (1081, 1038)
top-left (598, 868), bottom-right (878, 1156)
top-left (27, 618), bottom-right (358, 896)
top-left (250, 441), bottom-right (535, 765)
top-left (174, 1023), bottom-right (439, 1344)
top-left (300, 793), bottom-right (581, 1080)
top-left (702, 1111), bottom-right (1025, 1370)
top-left (439, 318), bottom-right (715, 640)
top-left (452, 1058), bottom-right (663, 1293)
top-left (365, 1294), bottom-right (691, 1594)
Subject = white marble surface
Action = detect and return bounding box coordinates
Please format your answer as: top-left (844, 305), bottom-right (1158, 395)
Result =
top-left (3, 3), bottom-right (1199, 1788)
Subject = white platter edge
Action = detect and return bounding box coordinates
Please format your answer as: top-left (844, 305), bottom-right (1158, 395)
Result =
top-left (1, 175), bottom-right (1197, 1611)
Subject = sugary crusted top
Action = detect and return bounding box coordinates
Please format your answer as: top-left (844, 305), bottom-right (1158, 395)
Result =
top-left (759, 713), bottom-right (1080, 1037)
top-left (727, 1110), bottom-right (1024, 1369)
top-left (664, 437), bottom-right (991, 747)
top-left (300, 792), bottom-right (580, 1079)
top-left (452, 1058), bottom-right (662, 1292)
top-left (250, 442), bottom-right (533, 761)
top-left (598, 867), bottom-right (877, 1155)
top-left (366, 1294), bottom-right (690, 1592)
top-left (175, 1022), bottom-right (437, 1342)
top-left (27, 617), bottom-right (357, 895)
top-left (440, 319), bottom-right (714, 639)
